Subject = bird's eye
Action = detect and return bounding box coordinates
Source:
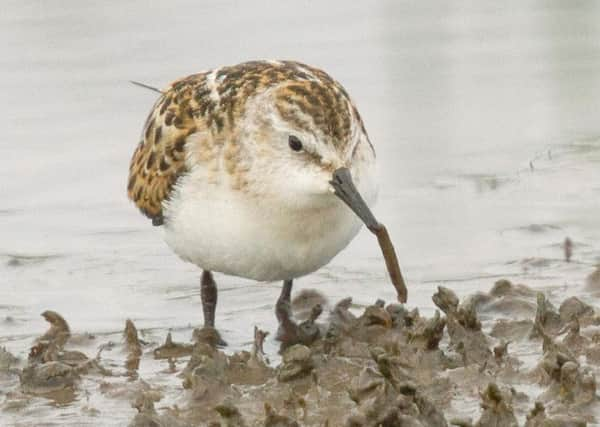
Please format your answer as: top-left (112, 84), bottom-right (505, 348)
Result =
top-left (288, 135), bottom-right (303, 152)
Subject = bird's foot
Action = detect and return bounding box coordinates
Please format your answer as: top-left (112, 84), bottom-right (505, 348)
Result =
top-left (276, 319), bottom-right (301, 351)
top-left (276, 304), bottom-right (323, 352)
top-left (193, 325), bottom-right (227, 348)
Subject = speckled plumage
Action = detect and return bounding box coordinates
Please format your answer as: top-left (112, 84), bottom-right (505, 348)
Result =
top-left (126, 58), bottom-right (384, 339)
top-left (127, 60), bottom-right (371, 226)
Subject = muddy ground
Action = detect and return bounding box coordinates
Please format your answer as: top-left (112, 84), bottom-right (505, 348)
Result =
top-left (3, 267), bottom-right (600, 426)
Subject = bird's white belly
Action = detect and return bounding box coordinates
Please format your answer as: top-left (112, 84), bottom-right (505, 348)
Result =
top-left (162, 176), bottom-right (366, 281)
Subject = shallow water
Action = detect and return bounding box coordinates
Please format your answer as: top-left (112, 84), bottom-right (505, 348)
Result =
top-left (2, 1), bottom-right (600, 425)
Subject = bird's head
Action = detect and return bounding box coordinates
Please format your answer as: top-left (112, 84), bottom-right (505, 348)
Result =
top-left (238, 78), bottom-right (378, 226)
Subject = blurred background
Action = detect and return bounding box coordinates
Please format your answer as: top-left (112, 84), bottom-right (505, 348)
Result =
top-left (2, 0), bottom-right (600, 397)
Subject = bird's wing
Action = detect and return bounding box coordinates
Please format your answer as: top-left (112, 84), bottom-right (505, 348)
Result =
top-left (127, 74), bottom-right (206, 225)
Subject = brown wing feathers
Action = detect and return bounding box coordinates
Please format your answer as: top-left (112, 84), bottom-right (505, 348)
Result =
top-left (127, 78), bottom-right (201, 225)
top-left (127, 61), bottom-right (364, 225)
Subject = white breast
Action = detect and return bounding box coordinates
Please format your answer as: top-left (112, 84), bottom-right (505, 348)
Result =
top-left (162, 166), bottom-right (376, 282)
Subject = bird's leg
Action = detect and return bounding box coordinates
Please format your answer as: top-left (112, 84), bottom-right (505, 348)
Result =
top-left (275, 279), bottom-right (293, 323)
top-left (275, 279), bottom-right (300, 348)
top-left (195, 270), bottom-right (227, 347)
top-left (201, 270), bottom-right (217, 327)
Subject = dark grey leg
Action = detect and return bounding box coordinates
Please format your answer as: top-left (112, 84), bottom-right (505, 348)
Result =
top-left (201, 270), bottom-right (217, 328)
top-left (276, 279), bottom-right (293, 323)
top-left (196, 270), bottom-right (227, 347)
top-left (275, 279), bottom-right (300, 345)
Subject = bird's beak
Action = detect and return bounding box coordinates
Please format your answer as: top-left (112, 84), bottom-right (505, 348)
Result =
top-left (329, 167), bottom-right (409, 304)
top-left (329, 167), bottom-right (379, 232)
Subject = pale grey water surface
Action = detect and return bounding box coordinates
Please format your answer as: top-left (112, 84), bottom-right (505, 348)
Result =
top-left (2, 1), bottom-right (600, 425)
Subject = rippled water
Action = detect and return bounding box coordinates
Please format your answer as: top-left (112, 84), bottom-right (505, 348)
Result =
top-left (2, 1), bottom-right (600, 424)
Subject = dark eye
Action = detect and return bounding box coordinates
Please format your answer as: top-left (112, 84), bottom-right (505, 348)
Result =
top-left (288, 135), bottom-right (303, 152)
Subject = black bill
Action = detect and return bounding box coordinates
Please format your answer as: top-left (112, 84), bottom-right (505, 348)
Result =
top-left (329, 167), bottom-right (379, 231)
top-left (330, 167), bottom-right (408, 303)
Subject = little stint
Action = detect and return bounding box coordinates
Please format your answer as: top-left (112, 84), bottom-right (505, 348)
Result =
top-left (127, 60), bottom-right (406, 342)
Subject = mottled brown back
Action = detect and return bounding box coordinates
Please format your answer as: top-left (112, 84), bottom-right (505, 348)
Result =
top-left (127, 61), bottom-right (366, 224)
top-left (127, 77), bottom-right (202, 224)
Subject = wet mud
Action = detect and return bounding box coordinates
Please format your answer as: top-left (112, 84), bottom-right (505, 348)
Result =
top-left (2, 278), bottom-right (600, 426)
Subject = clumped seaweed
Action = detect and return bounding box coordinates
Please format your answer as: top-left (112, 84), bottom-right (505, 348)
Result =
top-left (3, 277), bottom-right (600, 425)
